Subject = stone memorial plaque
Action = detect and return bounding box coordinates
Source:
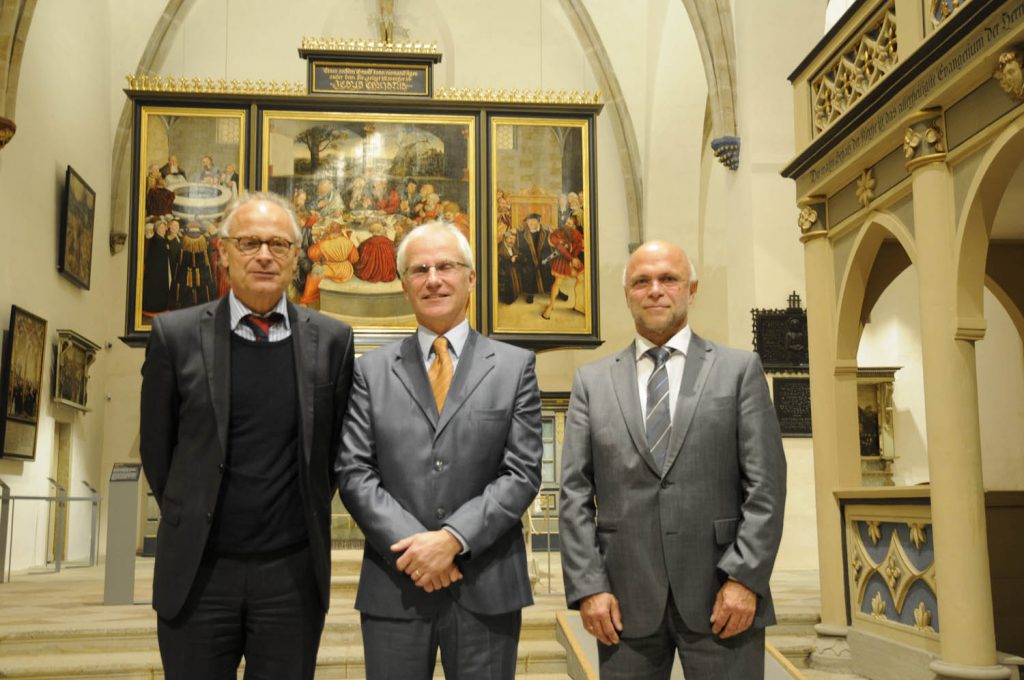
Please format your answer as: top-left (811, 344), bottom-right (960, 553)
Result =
top-left (752, 292), bottom-right (809, 373)
top-left (773, 376), bottom-right (812, 437)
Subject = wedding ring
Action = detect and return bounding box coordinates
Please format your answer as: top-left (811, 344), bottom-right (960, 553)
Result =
top-left (414, 569), bottom-right (422, 578)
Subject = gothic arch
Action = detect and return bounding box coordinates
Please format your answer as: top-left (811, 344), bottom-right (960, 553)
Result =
top-left (0, 0), bottom-right (37, 147)
top-left (955, 112), bottom-right (1024, 330)
top-left (835, 212), bottom-right (918, 361)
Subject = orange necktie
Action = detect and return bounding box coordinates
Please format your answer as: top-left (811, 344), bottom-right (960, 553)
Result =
top-left (429, 336), bottom-right (453, 412)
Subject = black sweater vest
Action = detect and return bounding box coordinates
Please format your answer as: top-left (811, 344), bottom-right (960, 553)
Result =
top-left (206, 334), bottom-right (307, 554)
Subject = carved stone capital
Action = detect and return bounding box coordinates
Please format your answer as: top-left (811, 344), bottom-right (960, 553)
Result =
top-left (0, 117), bottom-right (16, 150)
top-left (797, 196), bottom-right (827, 242)
top-left (109, 231), bottom-right (128, 254)
top-left (904, 108), bottom-right (947, 171)
top-left (994, 48), bottom-right (1024, 101)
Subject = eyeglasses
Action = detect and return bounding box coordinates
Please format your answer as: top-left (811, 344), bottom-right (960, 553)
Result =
top-left (224, 236), bottom-right (295, 258)
top-left (403, 260), bottom-right (470, 280)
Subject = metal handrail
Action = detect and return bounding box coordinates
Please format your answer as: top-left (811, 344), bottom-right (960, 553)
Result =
top-left (0, 478), bottom-right (101, 583)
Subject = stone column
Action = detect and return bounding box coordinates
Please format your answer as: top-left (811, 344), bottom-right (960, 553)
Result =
top-left (798, 198), bottom-right (861, 670)
top-left (904, 108), bottom-right (1008, 680)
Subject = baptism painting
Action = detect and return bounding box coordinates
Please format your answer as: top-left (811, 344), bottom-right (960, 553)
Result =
top-left (128, 106), bottom-right (246, 335)
top-left (261, 111), bottom-right (476, 332)
top-left (490, 117), bottom-right (593, 336)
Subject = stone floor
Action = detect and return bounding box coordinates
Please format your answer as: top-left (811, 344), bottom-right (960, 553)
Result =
top-left (0, 553), bottom-right (862, 679)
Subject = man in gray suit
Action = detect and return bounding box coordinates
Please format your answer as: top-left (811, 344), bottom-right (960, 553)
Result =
top-left (559, 241), bottom-right (786, 679)
top-left (337, 221), bottom-right (543, 679)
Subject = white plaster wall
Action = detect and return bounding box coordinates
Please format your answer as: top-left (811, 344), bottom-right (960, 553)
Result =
top-left (0, 0), bottom-right (830, 576)
top-left (857, 267), bottom-right (930, 485)
top-left (0, 0), bottom-right (116, 572)
top-left (857, 270), bottom-right (1024, 491)
top-left (977, 289), bottom-right (1024, 490)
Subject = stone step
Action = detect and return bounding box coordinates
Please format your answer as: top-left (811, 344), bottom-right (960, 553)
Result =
top-left (766, 610), bottom-right (820, 636)
top-left (0, 640), bottom-right (566, 679)
top-left (767, 634), bottom-right (815, 669)
top-left (0, 607), bottom-right (560, 655)
top-left (799, 669), bottom-right (872, 680)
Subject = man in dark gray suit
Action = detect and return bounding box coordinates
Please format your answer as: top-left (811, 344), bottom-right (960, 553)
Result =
top-left (140, 192), bottom-right (354, 680)
top-left (337, 221), bottom-right (543, 679)
top-left (559, 241), bottom-right (786, 679)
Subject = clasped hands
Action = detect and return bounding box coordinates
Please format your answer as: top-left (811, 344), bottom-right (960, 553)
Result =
top-left (579, 579), bottom-right (756, 646)
top-left (391, 530), bottom-right (463, 593)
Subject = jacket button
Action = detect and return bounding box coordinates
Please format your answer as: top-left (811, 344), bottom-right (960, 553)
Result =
top-left (660, 480), bottom-right (671, 489)
top-left (206, 512), bottom-right (213, 522)
top-left (434, 459), bottom-right (444, 471)
top-left (218, 464), bottom-right (226, 474)
top-left (435, 507), bottom-right (447, 519)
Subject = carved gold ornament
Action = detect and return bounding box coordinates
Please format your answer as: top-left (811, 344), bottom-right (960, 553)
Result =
top-left (798, 206), bottom-right (819, 232)
top-left (812, 2), bottom-right (898, 135)
top-left (126, 75), bottom-right (305, 96)
top-left (994, 49), bottom-right (1024, 101)
top-left (913, 601), bottom-right (934, 631)
top-left (435, 88), bottom-right (601, 104)
top-left (856, 170), bottom-right (876, 208)
top-left (871, 591), bottom-right (887, 618)
top-left (883, 555), bottom-right (902, 590)
top-left (903, 129), bottom-right (921, 158)
top-left (908, 523), bottom-right (927, 551)
top-left (301, 36), bottom-right (440, 55)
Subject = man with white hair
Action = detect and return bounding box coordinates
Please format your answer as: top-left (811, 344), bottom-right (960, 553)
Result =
top-left (337, 222), bottom-right (543, 679)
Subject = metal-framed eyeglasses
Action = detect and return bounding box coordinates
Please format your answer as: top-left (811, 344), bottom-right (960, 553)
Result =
top-left (224, 236), bottom-right (295, 258)
top-left (403, 260), bottom-right (470, 281)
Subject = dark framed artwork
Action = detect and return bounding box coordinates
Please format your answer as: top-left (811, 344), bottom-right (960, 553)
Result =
top-left (0, 306), bottom-right (48, 460)
top-left (487, 116), bottom-right (599, 349)
top-left (124, 105), bottom-right (248, 343)
top-left (53, 330), bottom-right (101, 411)
top-left (58, 166), bottom-right (96, 289)
top-left (259, 110), bottom-right (477, 336)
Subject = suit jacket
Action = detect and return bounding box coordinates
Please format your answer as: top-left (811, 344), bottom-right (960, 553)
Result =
top-left (559, 332), bottom-right (786, 637)
top-left (336, 330), bottom-right (542, 618)
top-left (140, 297), bottom-right (354, 619)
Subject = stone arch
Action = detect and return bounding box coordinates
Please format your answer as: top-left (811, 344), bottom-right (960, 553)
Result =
top-left (835, 211), bottom-right (918, 361)
top-left (955, 112), bottom-right (1024, 333)
top-left (559, 0), bottom-right (643, 247)
top-left (0, 0), bottom-right (37, 146)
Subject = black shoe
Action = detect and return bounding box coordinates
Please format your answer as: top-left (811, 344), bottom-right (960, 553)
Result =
top-left (557, 291), bottom-right (569, 301)
top-left (526, 295), bottom-right (534, 304)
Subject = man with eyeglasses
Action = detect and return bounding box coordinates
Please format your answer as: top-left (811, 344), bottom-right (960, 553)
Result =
top-left (559, 241), bottom-right (786, 680)
top-left (140, 192), bottom-right (355, 680)
top-left (336, 221), bottom-right (542, 680)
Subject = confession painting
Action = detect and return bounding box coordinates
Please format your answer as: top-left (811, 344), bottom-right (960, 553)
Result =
top-left (260, 111), bottom-right (476, 333)
top-left (127, 106), bottom-right (247, 337)
top-left (489, 117), bottom-right (594, 338)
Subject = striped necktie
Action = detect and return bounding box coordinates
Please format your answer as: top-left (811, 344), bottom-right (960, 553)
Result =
top-left (429, 336), bottom-right (453, 413)
top-left (645, 346), bottom-right (673, 470)
top-left (241, 312), bottom-right (283, 342)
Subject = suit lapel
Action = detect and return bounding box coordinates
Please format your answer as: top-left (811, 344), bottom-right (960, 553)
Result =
top-left (290, 303), bottom-right (318, 464)
top-left (663, 333), bottom-right (715, 475)
top-left (392, 334), bottom-right (438, 427)
top-left (200, 297), bottom-right (232, 459)
top-left (435, 331), bottom-right (493, 439)
top-left (611, 343), bottom-right (661, 476)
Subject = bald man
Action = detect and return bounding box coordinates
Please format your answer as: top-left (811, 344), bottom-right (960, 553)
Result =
top-left (559, 241), bottom-right (786, 679)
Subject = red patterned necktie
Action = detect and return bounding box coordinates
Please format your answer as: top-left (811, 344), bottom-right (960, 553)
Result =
top-left (241, 313), bottom-right (283, 342)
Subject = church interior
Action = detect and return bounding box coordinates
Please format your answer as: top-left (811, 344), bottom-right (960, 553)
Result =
top-left (0, 0), bottom-right (1022, 678)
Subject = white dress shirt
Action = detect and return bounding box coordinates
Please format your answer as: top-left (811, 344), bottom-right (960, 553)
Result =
top-left (634, 325), bottom-right (691, 424)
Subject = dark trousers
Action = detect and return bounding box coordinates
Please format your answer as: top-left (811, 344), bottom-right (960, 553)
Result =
top-left (361, 598), bottom-right (522, 680)
top-left (597, 595), bottom-right (765, 680)
top-left (157, 543), bottom-right (325, 680)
